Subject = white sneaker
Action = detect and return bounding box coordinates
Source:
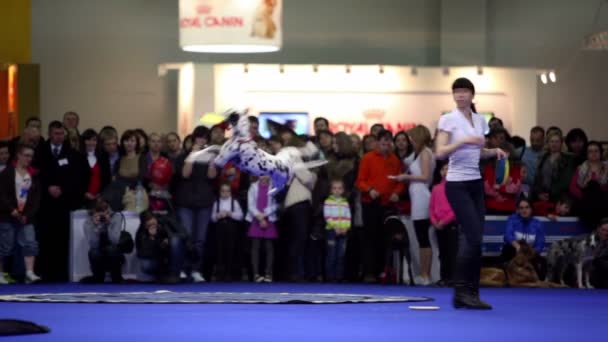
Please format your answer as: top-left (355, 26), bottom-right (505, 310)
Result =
top-left (254, 275), bottom-right (264, 283)
top-left (191, 271), bottom-right (206, 283)
top-left (25, 271), bottom-right (41, 284)
top-left (179, 271), bottom-right (187, 280)
top-left (418, 277), bottom-right (431, 286)
top-left (263, 275), bottom-right (273, 283)
top-left (0, 273), bottom-right (9, 285)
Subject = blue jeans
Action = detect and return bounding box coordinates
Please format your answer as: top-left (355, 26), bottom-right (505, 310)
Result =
top-left (445, 180), bottom-right (485, 289)
top-left (0, 222), bottom-right (38, 257)
top-left (139, 236), bottom-right (185, 278)
top-left (325, 230), bottom-right (348, 281)
top-left (177, 207), bottom-right (211, 271)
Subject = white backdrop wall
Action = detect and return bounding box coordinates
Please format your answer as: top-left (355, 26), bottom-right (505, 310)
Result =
top-left (31, 0), bottom-right (607, 139)
top-left (211, 64), bottom-right (537, 137)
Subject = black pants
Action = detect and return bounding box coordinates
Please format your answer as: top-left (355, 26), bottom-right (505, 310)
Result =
top-left (88, 247), bottom-right (124, 283)
top-left (436, 223), bottom-right (459, 284)
top-left (215, 218), bottom-right (239, 280)
top-left (591, 257), bottom-right (608, 289)
top-left (36, 204), bottom-right (71, 282)
top-left (284, 201), bottom-right (311, 280)
top-left (445, 180), bottom-right (485, 292)
top-left (361, 201), bottom-right (389, 278)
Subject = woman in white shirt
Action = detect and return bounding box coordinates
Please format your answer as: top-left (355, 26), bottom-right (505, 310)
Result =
top-left (435, 78), bottom-right (506, 310)
top-left (390, 125), bottom-right (436, 285)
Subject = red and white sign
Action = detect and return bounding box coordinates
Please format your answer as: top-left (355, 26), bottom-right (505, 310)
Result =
top-left (179, 0), bottom-right (282, 53)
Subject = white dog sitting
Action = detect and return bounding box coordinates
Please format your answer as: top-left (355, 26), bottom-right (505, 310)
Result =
top-left (187, 110), bottom-right (325, 194)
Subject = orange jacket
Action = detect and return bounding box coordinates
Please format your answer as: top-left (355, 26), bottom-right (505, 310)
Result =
top-left (356, 150), bottom-right (405, 205)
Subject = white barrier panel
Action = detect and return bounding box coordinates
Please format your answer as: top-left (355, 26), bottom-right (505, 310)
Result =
top-left (69, 210), bottom-right (143, 282)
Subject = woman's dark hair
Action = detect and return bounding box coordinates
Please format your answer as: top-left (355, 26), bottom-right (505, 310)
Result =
top-left (393, 131), bottom-right (413, 157)
top-left (362, 134), bottom-right (377, 152)
top-left (134, 128), bottom-right (149, 149)
top-left (314, 117), bottom-right (329, 127)
top-left (268, 135), bottom-right (281, 144)
top-left (517, 197), bottom-right (532, 209)
top-left (140, 210), bottom-right (156, 226)
top-left (120, 129), bottom-right (141, 154)
top-left (565, 128), bottom-right (588, 151)
top-left (510, 136), bottom-right (526, 149)
top-left (586, 141), bottom-right (604, 160)
top-left (452, 77), bottom-right (475, 95)
top-left (81, 129), bottom-right (99, 152)
top-left (191, 126), bottom-right (210, 141)
top-left (182, 134), bottom-right (193, 151)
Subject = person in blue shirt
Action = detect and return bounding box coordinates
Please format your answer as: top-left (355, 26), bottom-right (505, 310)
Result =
top-left (501, 197), bottom-right (547, 279)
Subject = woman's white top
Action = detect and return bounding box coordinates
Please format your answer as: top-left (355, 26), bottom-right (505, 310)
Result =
top-left (409, 147), bottom-right (435, 220)
top-left (437, 108), bottom-right (489, 182)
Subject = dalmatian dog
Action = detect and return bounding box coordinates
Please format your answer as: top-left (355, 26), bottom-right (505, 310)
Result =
top-left (186, 110), bottom-right (325, 194)
top-left (546, 232), bottom-right (599, 289)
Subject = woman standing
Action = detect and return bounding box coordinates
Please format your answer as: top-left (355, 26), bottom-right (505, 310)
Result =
top-left (390, 125), bottom-right (436, 285)
top-left (435, 78), bottom-right (506, 309)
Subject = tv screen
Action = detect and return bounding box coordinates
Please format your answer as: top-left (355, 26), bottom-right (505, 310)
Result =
top-left (258, 112), bottom-right (310, 138)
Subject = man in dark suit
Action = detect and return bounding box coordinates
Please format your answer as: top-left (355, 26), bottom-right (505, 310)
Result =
top-left (36, 121), bottom-right (89, 282)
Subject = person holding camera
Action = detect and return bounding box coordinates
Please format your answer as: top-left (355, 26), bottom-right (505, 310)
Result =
top-left (83, 197), bottom-right (125, 283)
top-left (136, 211), bottom-right (189, 283)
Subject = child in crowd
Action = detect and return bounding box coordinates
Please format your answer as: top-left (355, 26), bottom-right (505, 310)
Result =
top-left (246, 175), bottom-right (279, 282)
top-left (547, 195), bottom-right (573, 221)
top-left (211, 182), bottom-right (244, 281)
top-left (323, 179), bottom-right (351, 282)
top-left (429, 163), bottom-right (459, 286)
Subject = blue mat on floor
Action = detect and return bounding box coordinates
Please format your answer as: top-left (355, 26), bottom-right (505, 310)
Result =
top-left (0, 283), bottom-right (606, 342)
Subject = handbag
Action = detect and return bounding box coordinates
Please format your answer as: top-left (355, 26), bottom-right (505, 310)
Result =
top-left (115, 212), bottom-right (134, 254)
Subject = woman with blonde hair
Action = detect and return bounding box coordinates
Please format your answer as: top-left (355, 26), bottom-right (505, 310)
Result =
top-left (389, 124), bottom-right (436, 285)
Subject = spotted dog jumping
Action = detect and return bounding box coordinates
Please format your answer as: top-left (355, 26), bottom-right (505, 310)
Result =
top-left (186, 110), bottom-right (325, 194)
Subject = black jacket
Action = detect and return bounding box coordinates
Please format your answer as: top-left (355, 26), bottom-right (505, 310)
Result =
top-left (172, 152), bottom-right (216, 208)
top-left (0, 166), bottom-right (41, 224)
top-left (135, 214), bottom-right (189, 259)
top-left (37, 141), bottom-right (89, 210)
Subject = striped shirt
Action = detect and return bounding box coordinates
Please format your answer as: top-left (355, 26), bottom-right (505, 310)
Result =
top-left (323, 195), bottom-right (351, 230)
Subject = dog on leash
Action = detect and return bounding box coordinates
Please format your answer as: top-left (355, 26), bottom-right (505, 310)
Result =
top-left (186, 110), bottom-right (325, 194)
top-left (546, 232), bottom-right (599, 288)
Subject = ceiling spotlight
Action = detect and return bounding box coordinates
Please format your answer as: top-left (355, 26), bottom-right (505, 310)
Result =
top-left (477, 66), bottom-right (483, 75)
top-left (549, 71), bottom-right (556, 83)
top-left (379, 65), bottom-right (384, 74)
top-left (243, 64), bottom-right (249, 73)
top-left (442, 67), bottom-right (450, 76)
top-left (313, 64), bottom-right (319, 73)
top-left (540, 73), bottom-right (548, 84)
top-left (279, 64), bottom-right (284, 74)
top-left (346, 65), bottom-right (351, 74)
top-left (411, 66), bottom-right (418, 76)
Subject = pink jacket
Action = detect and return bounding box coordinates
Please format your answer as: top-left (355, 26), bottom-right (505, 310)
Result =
top-left (429, 180), bottom-right (456, 227)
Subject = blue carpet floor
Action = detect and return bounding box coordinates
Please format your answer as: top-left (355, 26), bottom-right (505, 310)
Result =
top-left (0, 283), bottom-right (606, 341)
